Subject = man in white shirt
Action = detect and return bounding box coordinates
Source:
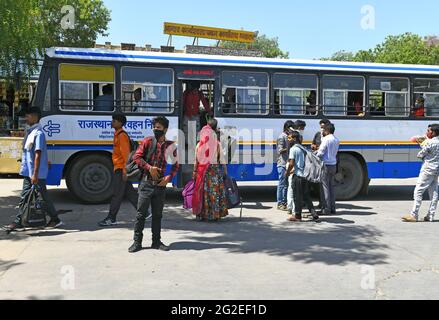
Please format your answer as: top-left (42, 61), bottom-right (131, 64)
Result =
top-left (316, 123), bottom-right (340, 215)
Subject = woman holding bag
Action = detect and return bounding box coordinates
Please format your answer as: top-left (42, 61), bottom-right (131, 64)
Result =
top-left (192, 118), bottom-right (229, 221)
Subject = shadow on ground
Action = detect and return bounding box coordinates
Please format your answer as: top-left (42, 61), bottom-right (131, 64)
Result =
top-left (0, 183), bottom-right (396, 266)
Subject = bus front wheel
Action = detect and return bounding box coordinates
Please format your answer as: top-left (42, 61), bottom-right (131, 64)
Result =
top-left (334, 153), bottom-right (365, 201)
top-left (66, 154), bottom-right (113, 204)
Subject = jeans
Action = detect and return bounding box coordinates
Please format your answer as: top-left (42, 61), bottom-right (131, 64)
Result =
top-left (133, 179), bottom-right (166, 244)
top-left (108, 169), bottom-right (138, 221)
top-left (15, 177), bottom-right (58, 224)
top-left (411, 170), bottom-right (439, 218)
top-left (292, 175), bottom-right (315, 217)
top-left (287, 175), bottom-right (295, 212)
top-left (277, 166), bottom-right (288, 205)
top-left (322, 165), bottom-right (337, 214)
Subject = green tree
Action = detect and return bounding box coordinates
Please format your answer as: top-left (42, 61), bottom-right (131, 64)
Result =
top-left (0, 0), bottom-right (111, 87)
top-left (321, 50), bottom-right (356, 62)
top-left (0, 0), bottom-right (45, 85)
top-left (372, 33), bottom-right (436, 65)
top-left (324, 33), bottom-right (439, 65)
top-left (39, 0), bottom-right (111, 48)
top-left (219, 34), bottom-right (289, 59)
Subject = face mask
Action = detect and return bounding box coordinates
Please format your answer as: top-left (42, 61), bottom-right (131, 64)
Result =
top-left (299, 130), bottom-right (305, 136)
top-left (153, 129), bottom-right (165, 139)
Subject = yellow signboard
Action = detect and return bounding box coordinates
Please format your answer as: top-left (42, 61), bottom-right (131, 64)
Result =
top-left (164, 22), bottom-right (256, 43)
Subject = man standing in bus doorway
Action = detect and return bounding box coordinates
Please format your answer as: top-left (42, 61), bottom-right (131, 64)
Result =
top-left (3, 107), bottom-right (63, 232)
top-left (403, 124), bottom-right (439, 223)
top-left (277, 120), bottom-right (295, 212)
top-left (183, 81), bottom-right (211, 139)
top-left (99, 114), bottom-right (141, 227)
top-left (316, 123), bottom-right (340, 215)
top-left (128, 116), bottom-right (179, 253)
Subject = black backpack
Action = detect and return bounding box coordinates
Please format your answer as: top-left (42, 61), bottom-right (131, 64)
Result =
top-left (125, 136), bottom-right (157, 182)
top-left (117, 130), bottom-right (139, 153)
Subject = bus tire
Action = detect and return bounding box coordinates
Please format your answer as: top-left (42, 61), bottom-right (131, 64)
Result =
top-left (334, 153), bottom-right (364, 201)
top-left (66, 154), bottom-right (113, 204)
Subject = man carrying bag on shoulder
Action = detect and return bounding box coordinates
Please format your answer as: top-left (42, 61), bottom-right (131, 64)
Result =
top-left (128, 116), bottom-right (179, 253)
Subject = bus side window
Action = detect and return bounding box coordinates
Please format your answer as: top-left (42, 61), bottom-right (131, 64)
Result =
top-left (322, 75), bottom-right (365, 117)
top-left (273, 73), bottom-right (318, 116)
top-left (43, 78), bottom-right (51, 112)
top-left (369, 77), bottom-right (409, 117)
top-left (221, 71), bottom-right (269, 115)
top-left (414, 79), bottom-right (439, 117)
top-left (121, 67), bottom-right (174, 114)
top-left (58, 64), bottom-right (115, 112)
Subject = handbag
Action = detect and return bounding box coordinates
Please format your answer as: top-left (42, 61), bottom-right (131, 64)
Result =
top-left (21, 185), bottom-right (47, 228)
top-left (224, 176), bottom-right (243, 221)
top-left (182, 180), bottom-right (195, 210)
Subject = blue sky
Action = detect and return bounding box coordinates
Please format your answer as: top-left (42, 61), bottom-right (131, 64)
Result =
top-left (98, 0), bottom-right (439, 60)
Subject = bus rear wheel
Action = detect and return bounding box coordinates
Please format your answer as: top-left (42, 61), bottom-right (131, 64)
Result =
top-left (334, 153), bottom-right (365, 201)
top-left (66, 154), bottom-right (113, 204)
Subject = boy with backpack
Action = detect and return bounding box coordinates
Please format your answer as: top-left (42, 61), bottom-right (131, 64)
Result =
top-left (286, 131), bottom-right (320, 223)
top-left (98, 114), bottom-right (139, 227)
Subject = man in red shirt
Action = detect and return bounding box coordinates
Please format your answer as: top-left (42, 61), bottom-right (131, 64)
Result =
top-left (128, 116), bottom-right (179, 253)
top-left (183, 81), bottom-right (211, 137)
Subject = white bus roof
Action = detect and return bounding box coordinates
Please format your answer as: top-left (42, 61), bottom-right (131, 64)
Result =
top-left (46, 47), bottom-right (439, 75)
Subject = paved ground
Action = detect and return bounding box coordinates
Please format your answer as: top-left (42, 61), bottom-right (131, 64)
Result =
top-left (1, 178), bottom-right (439, 300)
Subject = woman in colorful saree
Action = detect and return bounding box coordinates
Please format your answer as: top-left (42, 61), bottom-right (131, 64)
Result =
top-left (192, 118), bottom-right (229, 221)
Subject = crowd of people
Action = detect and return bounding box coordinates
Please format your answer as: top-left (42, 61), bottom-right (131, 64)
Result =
top-left (276, 119), bottom-right (340, 222)
top-left (3, 102), bottom-right (439, 253)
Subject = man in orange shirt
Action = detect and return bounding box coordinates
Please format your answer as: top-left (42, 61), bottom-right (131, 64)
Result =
top-left (99, 114), bottom-right (139, 227)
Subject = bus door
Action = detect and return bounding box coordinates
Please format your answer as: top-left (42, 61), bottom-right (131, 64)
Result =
top-left (176, 68), bottom-right (216, 187)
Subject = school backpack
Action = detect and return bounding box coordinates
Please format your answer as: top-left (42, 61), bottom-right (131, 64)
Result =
top-left (21, 186), bottom-right (47, 228)
top-left (118, 130), bottom-right (139, 153)
top-left (297, 145), bottom-right (326, 184)
top-left (126, 136), bottom-right (157, 182)
top-left (224, 176), bottom-right (243, 221)
top-left (182, 180), bottom-right (195, 210)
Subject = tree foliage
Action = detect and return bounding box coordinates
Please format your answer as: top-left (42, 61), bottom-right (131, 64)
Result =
top-left (0, 0), bottom-right (111, 88)
top-left (220, 34), bottom-right (289, 59)
top-left (324, 33), bottom-right (439, 65)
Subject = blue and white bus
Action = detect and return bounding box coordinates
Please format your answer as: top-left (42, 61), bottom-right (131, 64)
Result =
top-left (32, 47), bottom-right (439, 203)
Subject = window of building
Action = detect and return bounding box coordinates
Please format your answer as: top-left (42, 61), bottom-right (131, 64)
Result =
top-left (414, 78), bottom-right (439, 117)
top-left (121, 67), bottom-right (174, 114)
top-left (221, 71), bottom-right (269, 114)
top-left (369, 77), bottom-right (409, 117)
top-left (58, 64), bottom-right (115, 112)
top-left (322, 75), bottom-right (365, 116)
top-left (273, 73), bottom-right (318, 115)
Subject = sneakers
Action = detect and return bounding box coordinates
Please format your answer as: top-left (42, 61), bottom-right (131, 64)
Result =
top-left (151, 242), bottom-right (170, 251)
top-left (46, 219), bottom-right (64, 229)
top-left (277, 203), bottom-right (288, 211)
top-left (98, 217), bottom-right (117, 227)
top-left (424, 216), bottom-right (435, 222)
top-left (128, 242), bottom-right (142, 253)
top-left (2, 222), bottom-right (24, 232)
top-left (310, 211), bottom-right (321, 223)
top-left (402, 214), bottom-right (418, 223)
